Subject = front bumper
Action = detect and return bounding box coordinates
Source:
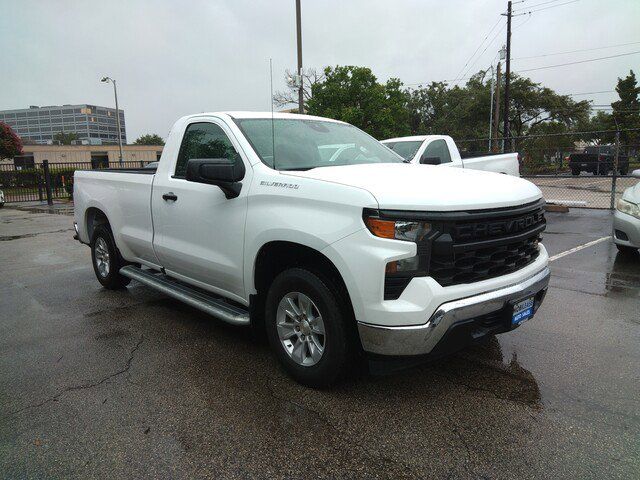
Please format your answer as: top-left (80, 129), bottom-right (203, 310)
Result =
top-left (613, 210), bottom-right (640, 249)
top-left (357, 267), bottom-right (550, 356)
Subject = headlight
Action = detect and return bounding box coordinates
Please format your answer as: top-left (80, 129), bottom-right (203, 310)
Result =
top-left (617, 199), bottom-right (640, 219)
top-left (364, 213), bottom-right (431, 276)
top-left (364, 216), bottom-right (431, 242)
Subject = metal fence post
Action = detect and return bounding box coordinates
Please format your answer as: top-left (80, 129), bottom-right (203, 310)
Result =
top-left (42, 160), bottom-right (53, 206)
top-left (610, 130), bottom-right (620, 210)
top-left (37, 174), bottom-right (43, 202)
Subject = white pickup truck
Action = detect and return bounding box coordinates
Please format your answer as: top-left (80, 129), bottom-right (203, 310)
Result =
top-left (74, 112), bottom-right (549, 386)
top-left (382, 135), bottom-right (520, 176)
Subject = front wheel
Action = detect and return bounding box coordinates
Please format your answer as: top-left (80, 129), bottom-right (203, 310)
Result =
top-left (90, 224), bottom-right (131, 289)
top-left (265, 268), bottom-right (353, 387)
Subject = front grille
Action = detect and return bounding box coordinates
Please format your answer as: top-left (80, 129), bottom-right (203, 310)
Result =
top-left (375, 200), bottom-right (546, 299)
top-left (430, 234), bottom-right (540, 286)
top-left (428, 203), bottom-right (545, 287)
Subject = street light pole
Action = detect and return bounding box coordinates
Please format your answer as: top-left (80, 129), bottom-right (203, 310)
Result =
top-left (295, 0), bottom-right (304, 114)
top-left (101, 76), bottom-right (124, 165)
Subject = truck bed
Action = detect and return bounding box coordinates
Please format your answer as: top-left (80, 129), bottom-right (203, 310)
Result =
top-left (74, 169), bottom-right (157, 265)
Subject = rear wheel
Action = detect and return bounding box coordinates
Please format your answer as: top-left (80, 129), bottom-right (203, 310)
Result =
top-left (265, 268), bottom-right (353, 387)
top-left (571, 169), bottom-right (579, 176)
top-left (91, 224), bottom-right (131, 289)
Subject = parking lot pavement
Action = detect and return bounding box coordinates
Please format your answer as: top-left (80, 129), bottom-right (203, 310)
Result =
top-left (527, 175), bottom-right (636, 209)
top-left (1, 206), bottom-right (639, 479)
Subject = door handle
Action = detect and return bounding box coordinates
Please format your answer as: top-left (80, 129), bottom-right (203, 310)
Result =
top-left (162, 192), bottom-right (178, 202)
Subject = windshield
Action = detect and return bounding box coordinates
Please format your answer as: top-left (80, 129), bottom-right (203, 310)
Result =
top-left (382, 141), bottom-right (423, 161)
top-left (234, 118), bottom-right (403, 170)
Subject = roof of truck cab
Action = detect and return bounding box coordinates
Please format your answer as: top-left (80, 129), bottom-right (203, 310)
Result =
top-left (381, 135), bottom-right (448, 143)
top-left (183, 111), bottom-right (347, 123)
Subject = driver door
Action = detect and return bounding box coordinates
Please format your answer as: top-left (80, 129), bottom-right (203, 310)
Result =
top-left (151, 119), bottom-right (251, 302)
top-left (420, 139), bottom-right (453, 166)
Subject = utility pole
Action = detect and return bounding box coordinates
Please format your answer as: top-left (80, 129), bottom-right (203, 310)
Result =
top-left (493, 61), bottom-right (502, 152)
top-left (502, 1), bottom-right (512, 152)
top-left (488, 65), bottom-right (495, 151)
top-left (296, 0), bottom-right (304, 114)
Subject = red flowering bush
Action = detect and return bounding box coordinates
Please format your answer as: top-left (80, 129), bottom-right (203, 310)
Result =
top-left (0, 122), bottom-right (23, 159)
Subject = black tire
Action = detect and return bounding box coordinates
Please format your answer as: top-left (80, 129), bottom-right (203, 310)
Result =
top-left (571, 169), bottom-right (579, 176)
top-left (616, 244), bottom-right (638, 255)
top-left (265, 268), bottom-right (353, 387)
top-left (620, 169), bottom-right (628, 176)
top-left (90, 224), bottom-right (131, 289)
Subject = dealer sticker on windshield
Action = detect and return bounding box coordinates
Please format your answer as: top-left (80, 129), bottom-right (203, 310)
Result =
top-left (512, 297), bottom-right (535, 326)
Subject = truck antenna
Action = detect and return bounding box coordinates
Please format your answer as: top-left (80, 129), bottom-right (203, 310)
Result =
top-left (269, 58), bottom-right (276, 170)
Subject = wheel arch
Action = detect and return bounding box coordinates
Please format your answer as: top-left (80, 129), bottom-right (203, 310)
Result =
top-left (85, 206), bottom-right (110, 241)
top-left (251, 240), bottom-right (356, 331)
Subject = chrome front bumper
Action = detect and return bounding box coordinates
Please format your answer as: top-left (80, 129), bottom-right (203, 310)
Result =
top-left (357, 267), bottom-right (550, 356)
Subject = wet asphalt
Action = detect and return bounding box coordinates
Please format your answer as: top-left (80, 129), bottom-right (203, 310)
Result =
top-left (0, 206), bottom-right (639, 479)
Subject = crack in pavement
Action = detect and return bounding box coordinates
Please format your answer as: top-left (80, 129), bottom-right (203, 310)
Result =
top-left (0, 228), bottom-right (73, 241)
top-left (9, 335), bottom-right (144, 416)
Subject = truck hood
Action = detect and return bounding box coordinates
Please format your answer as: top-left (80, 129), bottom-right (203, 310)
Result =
top-left (282, 163), bottom-right (542, 211)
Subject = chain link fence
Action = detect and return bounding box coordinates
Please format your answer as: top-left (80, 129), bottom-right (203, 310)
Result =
top-left (457, 129), bottom-right (639, 209)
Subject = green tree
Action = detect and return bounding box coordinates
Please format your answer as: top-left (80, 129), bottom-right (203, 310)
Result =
top-left (406, 70), bottom-right (590, 152)
top-left (611, 70), bottom-right (640, 152)
top-left (53, 131), bottom-right (79, 145)
top-left (134, 133), bottom-right (165, 145)
top-left (579, 110), bottom-right (614, 145)
top-left (0, 122), bottom-right (23, 159)
top-left (306, 66), bottom-right (410, 139)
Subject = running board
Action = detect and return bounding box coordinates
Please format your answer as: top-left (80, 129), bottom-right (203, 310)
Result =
top-left (119, 265), bottom-right (250, 326)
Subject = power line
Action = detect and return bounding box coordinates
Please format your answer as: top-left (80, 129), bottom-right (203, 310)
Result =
top-left (450, 17), bottom-right (503, 84)
top-left (516, 51), bottom-right (640, 72)
top-left (455, 21), bottom-right (507, 85)
top-left (513, 41), bottom-right (640, 61)
top-left (513, 0), bottom-right (565, 10)
top-left (568, 90), bottom-right (615, 96)
top-left (512, 0), bottom-right (581, 16)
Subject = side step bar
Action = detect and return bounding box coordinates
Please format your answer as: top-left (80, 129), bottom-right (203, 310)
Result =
top-left (120, 265), bottom-right (250, 326)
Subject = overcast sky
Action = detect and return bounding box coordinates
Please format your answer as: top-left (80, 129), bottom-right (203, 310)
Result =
top-left (1, 0), bottom-right (638, 141)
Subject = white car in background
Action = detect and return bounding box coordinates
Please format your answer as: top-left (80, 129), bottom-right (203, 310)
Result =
top-left (0, 189), bottom-right (5, 208)
top-left (382, 135), bottom-right (520, 176)
top-left (613, 169), bottom-right (640, 254)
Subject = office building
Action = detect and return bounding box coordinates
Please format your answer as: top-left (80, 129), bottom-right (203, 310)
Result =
top-left (0, 104), bottom-right (126, 145)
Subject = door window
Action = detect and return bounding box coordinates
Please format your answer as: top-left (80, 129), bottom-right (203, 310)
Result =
top-left (423, 139), bottom-right (451, 164)
top-left (174, 122), bottom-right (240, 177)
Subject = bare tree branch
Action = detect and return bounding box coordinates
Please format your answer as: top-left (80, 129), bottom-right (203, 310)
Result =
top-left (273, 68), bottom-right (326, 108)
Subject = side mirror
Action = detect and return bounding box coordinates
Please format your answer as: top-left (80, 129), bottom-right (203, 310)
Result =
top-left (420, 155), bottom-right (441, 165)
top-left (632, 169), bottom-right (640, 179)
top-left (185, 158), bottom-right (245, 199)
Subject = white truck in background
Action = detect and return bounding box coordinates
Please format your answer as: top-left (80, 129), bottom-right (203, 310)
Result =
top-left (74, 112), bottom-right (548, 387)
top-left (382, 135), bottom-right (520, 176)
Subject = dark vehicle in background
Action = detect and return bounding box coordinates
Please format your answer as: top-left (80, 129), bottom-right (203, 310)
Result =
top-left (568, 145), bottom-right (629, 176)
